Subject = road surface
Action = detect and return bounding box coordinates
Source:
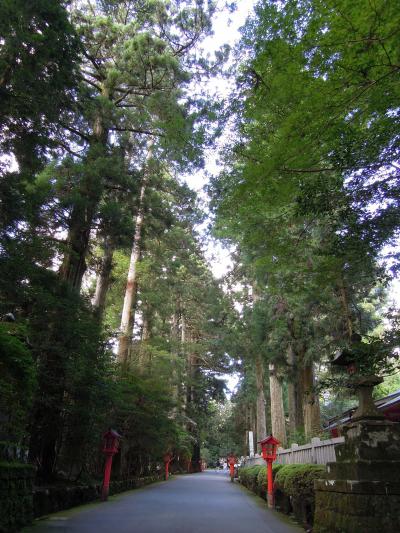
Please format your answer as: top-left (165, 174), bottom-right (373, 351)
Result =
top-left (24, 471), bottom-right (302, 533)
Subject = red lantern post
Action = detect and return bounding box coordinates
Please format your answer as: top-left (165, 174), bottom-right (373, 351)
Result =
top-left (163, 452), bottom-right (173, 480)
top-left (259, 434), bottom-right (280, 508)
top-left (101, 429), bottom-right (121, 501)
top-left (227, 452), bottom-right (237, 482)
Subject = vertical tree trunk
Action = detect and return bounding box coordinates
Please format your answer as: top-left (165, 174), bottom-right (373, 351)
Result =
top-left (287, 344), bottom-right (304, 436)
top-left (269, 363), bottom-right (287, 447)
top-left (170, 313), bottom-right (180, 415)
top-left (92, 236), bottom-right (115, 319)
top-left (59, 86), bottom-right (110, 290)
top-left (180, 313), bottom-right (188, 414)
top-left (141, 314), bottom-right (150, 342)
top-left (250, 404), bottom-right (257, 448)
top-left (186, 329), bottom-right (196, 407)
top-left (117, 175), bottom-right (147, 364)
top-left (138, 308), bottom-right (152, 370)
top-left (252, 284), bottom-right (267, 449)
top-left (303, 363), bottom-right (321, 438)
top-left (255, 354), bottom-right (267, 450)
top-left (183, 324), bottom-right (201, 473)
top-left (59, 210), bottom-right (96, 289)
top-left (338, 276), bottom-right (353, 340)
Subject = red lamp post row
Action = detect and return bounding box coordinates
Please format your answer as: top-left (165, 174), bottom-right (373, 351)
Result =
top-left (259, 434), bottom-right (280, 508)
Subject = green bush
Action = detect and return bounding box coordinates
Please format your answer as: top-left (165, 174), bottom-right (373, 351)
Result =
top-left (275, 464), bottom-right (326, 500)
top-left (238, 465), bottom-right (264, 492)
top-left (240, 463), bottom-right (326, 527)
top-left (0, 323), bottom-right (37, 441)
top-left (275, 464), bottom-right (326, 527)
top-left (257, 463), bottom-right (284, 498)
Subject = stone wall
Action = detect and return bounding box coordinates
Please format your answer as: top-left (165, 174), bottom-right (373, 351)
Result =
top-left (0, 462), bottom-right (35, 533)
top-left (313, 418), bottom-right (400, 533)
top-left (33, 474), bottom-right (163, 518)
top-left (314, 479), bottom-right (400, 532)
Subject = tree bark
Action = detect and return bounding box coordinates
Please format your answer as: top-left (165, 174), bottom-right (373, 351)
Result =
top-left (58, 199), bottom-right (99, 289)
top-left (255, 354), bottom-right (267, 450)
top-left (269, 363), bottom-right (287, 447)
top-left (303, 363), bottom-right (321, 438)
top-left (59, 86), bottom-right (110, 290)
top-left (117, 174), bottom-right (147, 364)
top-left (287, 344), bottom-right (304, 436)
top-left (186, 327), bottom-right (197, 407)
top-left (180, 313), bottom-right (188, 414)
top-left (338, 276), bottom-right (353, 340)
top-left (252, 284), bottom-right (267, 450)
top-left (92, 236), bottom-right (115, 319)
top-left (170, 313), bottom-right (180, 415)
top-left (138, 307), bottom-right (152, 369)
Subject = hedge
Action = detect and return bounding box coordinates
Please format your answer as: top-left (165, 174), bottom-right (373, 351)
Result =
top-left (0, 461), bottom-right (35, 533)
top-left (275, 464), bottom-right (326, 500)
top-left (239, 463), bottom-right (326, 529)
top-left (257, 464), bottom-right (284, 498)
top-left (33, 474), bottom-right (164, 518)
top-left (239, 464), bottom-right (283, 496)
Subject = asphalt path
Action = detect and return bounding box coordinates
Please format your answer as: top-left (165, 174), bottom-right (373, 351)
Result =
top-left (24, 470), bottom-right (303, 533)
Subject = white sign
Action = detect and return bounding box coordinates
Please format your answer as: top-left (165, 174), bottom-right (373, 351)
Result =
top-left (248, 431), bottom-right (254, 457)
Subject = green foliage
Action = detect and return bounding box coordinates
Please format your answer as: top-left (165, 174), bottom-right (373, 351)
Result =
top-left (238, 464), bottom-right (264, 491)
top-left (0, 0), bottom-right (79, 138)
top-left (107, 370), bottom-right (190, 471)
top-left (257, 464), bottom-right (284, 497)
top-left (287, 429), bottom-right (309, 447)
top-left (200, 401), bottom-right (242, 464)
top-left (5, 0), bottom-right (400, 497)
top-left (374, 373), bottom-right (400, 399)
top-left (275, 464), bottom-right (326, 500)
top-left (239, 463), bottom-right (283, 495)
top-left (209, 0), bottom-right (400, 443)
top-left (0, 324), bottom-right (36, 441)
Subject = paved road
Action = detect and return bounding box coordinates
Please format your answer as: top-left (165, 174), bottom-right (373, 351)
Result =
top-left (24, 471), bottom-right (302, 533)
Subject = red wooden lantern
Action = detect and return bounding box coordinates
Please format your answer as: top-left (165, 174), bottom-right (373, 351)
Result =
top-left (101, 429), bottom-right (121, 501)
top-left (103, 429), bottom-right (120, 455)
top-left (163, 452), bottom-right (173, 480)
top-left (259, 434), bottom-right (280, 462)
top-left (227, 452), bottom-right (237, 482)
top-left (259, 435), bottom-right (280, 508)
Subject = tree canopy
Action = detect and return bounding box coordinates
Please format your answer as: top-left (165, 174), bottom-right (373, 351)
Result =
top-left (0, 0), bottom-right (399, 483)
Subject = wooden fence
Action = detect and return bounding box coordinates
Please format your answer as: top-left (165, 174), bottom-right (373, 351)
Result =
top-left (242, 436), bottom-right (345, 467)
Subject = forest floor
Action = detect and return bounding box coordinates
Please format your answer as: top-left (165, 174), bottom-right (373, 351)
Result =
top-left (23, 470), bottom-right (303, 533)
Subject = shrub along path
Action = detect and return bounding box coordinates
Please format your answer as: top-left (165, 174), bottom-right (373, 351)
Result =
top-left (23, 471), bottom-right (302, 533)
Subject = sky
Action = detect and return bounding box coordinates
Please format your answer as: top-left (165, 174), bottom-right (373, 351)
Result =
top-left (182, 1), bottom-right (258, 394)
top-left (182, 1), bottom-right (257, 280)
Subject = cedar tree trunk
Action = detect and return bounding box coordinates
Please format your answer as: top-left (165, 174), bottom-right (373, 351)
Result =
top-left (269, 363), bottom-right (287, 447)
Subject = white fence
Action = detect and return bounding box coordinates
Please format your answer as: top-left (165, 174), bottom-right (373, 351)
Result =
top-left (243, 436), bottom-right (345, 467)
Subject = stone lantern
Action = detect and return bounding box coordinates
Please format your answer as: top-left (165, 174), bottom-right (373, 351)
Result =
top-left (313, 339), bottom-right (400, 532)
